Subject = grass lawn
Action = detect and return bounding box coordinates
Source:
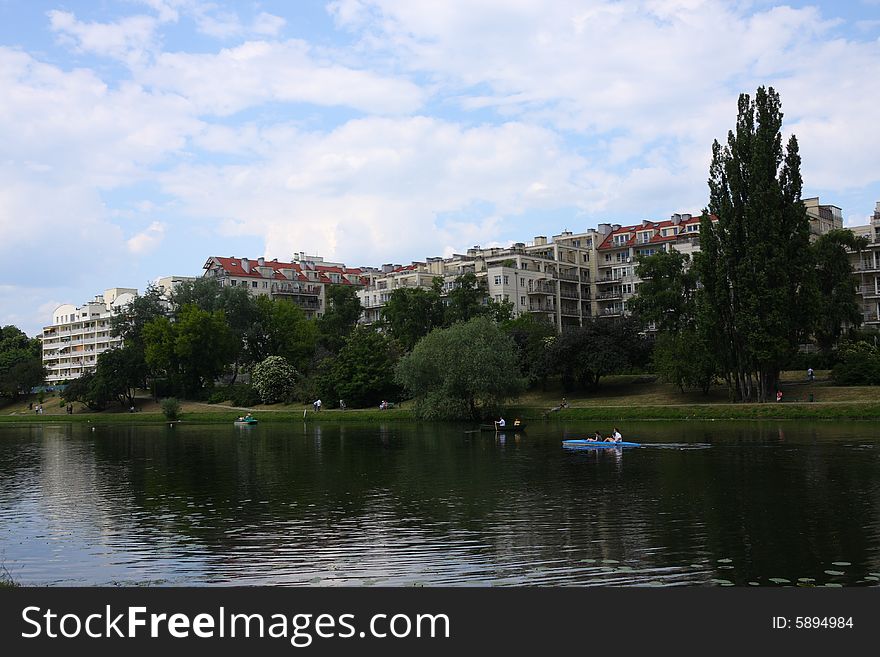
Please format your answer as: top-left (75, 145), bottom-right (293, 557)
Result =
top-left (3, 372), bottom-right (880, 423)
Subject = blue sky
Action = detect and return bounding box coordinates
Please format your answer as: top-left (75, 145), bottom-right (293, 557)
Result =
top-left (1, 0), bottom-right (879, 335)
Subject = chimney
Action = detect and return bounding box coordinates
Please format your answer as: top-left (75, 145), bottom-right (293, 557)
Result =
top-left (671, 214), bottom-right (681, 225)
top-left (612, 224), bottom-right (621, 231)
top-left (241, 257), bottom-right (250, 273)
top-left (641, 220), bottom-right (650, 228)
top-left (534, 236), bottom-right (547, 246)
top-left (598, 223), bottom-right (612, 235)
top-left (258, 257), bottom-right (265, 266)
top-left (681, 213), bottom-right (691, 221)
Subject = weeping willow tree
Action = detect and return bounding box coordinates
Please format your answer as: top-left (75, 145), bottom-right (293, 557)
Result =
top-left (695, 87), bottom-right (814, 402)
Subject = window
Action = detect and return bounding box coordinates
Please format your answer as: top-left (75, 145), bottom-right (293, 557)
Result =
top-left (605, 254), bottom-right (612, 263)
top-left (639, 232), bottom-right (650, 244)
top-left (231, 280), bottom-right (237, 286)
top-left (494, 276), bottom-right (502, 285)
top-left (252, 281), bottom-right (258, 288)
top-left (503, 275), bottom-right (509, 285)
top-left (520, 296), bottom-right (526, 305)
top-left (520, 278), bottom-right (525, 287)
top-left (262, 281), bottom-right (268, 288)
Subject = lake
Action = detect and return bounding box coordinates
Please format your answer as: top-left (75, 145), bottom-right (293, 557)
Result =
top-left (1, 420), bottom-right (879, 586)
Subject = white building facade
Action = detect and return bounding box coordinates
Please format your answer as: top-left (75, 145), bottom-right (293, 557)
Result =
top-left (41, 288), bottom-right (137, 383)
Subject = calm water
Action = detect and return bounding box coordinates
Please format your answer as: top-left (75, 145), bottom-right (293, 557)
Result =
top-left (1, 420), bottom-right (879, 587)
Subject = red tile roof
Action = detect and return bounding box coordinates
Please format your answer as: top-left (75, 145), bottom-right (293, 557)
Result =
top-left (596, 214), bottom-right (709, 250)
top-left (205, 257), bottom-right (365, 285)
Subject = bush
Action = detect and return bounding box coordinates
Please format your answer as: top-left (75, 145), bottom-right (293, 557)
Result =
top-left (252, 356), bottom-right (298, 404)
top-left (228, 384), bottom-right (261, 407)
top-left (831, 341), bottom-right (880, 385)
top-left (160, 397), bottom-right (181, 420)
top-left (206, 390), bottom-right (228, 404)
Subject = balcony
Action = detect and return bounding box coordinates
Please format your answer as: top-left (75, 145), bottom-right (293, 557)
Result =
top-left (863, 312), bottom-right (880, 323)
top-left (557, 270), bottom-right (580, 281)
top-left (271, 283), bottom-right (320, 297)
top-left (528, 303), bottom-right (555, 313)
top-left (560, 306), bottom-right (580, 317)
top-left (595, 275), bottom-right (625, 285)
top-left (559, 288), bottom-right (580, 299)
top-left (859, 286), bottom-right (880, 298)
top-left (854, 261), bottom-right (880, 273)
top-left (527, 282), bottom-right (556, 295)
top-left (597, 292), bottom-right (623, 301)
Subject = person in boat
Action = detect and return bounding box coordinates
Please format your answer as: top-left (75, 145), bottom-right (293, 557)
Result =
top-left (513, 418), bottom-right (522, 428)
top-left (237, 416), bottom-right (244, 422)
top-left (245, 413), bottom-right (253, 421)
top-left (605, 428), bottom-right (622, 442)
top-left (494, 417), bottom-right (506, 429)
top-left (589, 430), bottom-right (602, 442)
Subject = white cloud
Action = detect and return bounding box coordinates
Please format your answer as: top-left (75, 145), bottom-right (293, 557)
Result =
top-left (127, 221), bottom-right (167, 254)
top-left (48, 10), bottom-right (160, 65)
top-left (141, 39), bottom-right (424, 116)
top-left (155, 116), bottom-right (595, 264)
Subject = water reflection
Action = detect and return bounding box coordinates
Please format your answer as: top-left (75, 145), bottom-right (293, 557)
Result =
top-left (0, 420), bottom-right (879, 586)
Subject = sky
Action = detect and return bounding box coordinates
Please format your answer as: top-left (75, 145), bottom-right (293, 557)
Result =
top-left (1, 0), bottom-right (879, 336)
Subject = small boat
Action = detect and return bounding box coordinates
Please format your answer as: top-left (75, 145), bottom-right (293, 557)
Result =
top-left (234, 417), bottom-right (258, 425)
top-left (562, 439), bottom-right (641, 448)
top-left (479, 423), bottom-right (526, 431)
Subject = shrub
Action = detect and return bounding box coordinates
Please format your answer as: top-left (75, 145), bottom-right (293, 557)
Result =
top-left (251, 356), bottom-right (298, 404)
top-left (831, 341), bottom-right (880, 385)
top-left (228, 384), bottom-right (261, 407)
top-left (160, 397), bottom-right (181, 420)
top-left (207, 390), bottom-right (228, 404)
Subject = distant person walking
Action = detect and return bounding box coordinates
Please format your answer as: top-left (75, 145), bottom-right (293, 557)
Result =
top-left (807, 367), bottom-right (814, 382)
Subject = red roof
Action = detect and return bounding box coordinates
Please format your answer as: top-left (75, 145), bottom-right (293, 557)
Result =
top-left (596, 214), bottom-right (709, 250)
top-left (205, 257), bottom-right (364, 285)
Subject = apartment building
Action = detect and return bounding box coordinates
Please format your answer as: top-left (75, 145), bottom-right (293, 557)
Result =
top-left (202, 253), bottom-right (368, 319)
top-left (41, 288), bottom-right (137, 383)
top-left (805, 196), bottom-right (843, 239)
top-left (849, 202), bottom-right (880, 329)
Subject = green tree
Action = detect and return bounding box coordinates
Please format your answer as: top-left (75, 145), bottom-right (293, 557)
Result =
top-left (61, 372), bottom-right (112, 411)
top-left (546, 317), bottom-right (647, 390)
top-left (110, 285), bottom-right (167, 388)
top-left (0, 325), bottom-right (44, 399)
top-left (812, 229), bottom-right (867, 356)
top-left (251, 355), bottom-right (298, 404)
top-left (381, 281), bottom-right (445, 350)
top-left (317, 284), bottom-right (364, 354)
top-left (395, 316), bottom-right (525, 420)
top-left (319, 328), bottom-right (401, 408)
top-left (93, 346), bottom-right (143, 407)
top-left (244, 296), bottom-right (318, 371)
top-left (170, 278), bottom-right (255, 373)
top-left (445, 272), bottom-right (487, 324)
top-left (144, 305), bottom-right (236, 397)
top-left (630, 250), bottom-right (697, 332)
top-left (502, 313), bottom-right (556, 386)
top-left (651, 330), bottom-right (717, 394)
top-left (696, 86), bottom-right (814, 402)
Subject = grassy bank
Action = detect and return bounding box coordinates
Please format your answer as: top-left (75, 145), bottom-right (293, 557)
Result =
top-left (3, 372), bottom-right (879, 424)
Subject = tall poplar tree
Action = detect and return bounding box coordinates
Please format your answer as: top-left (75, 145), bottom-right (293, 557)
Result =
top-left (696, 87), bottom-right (813, 402)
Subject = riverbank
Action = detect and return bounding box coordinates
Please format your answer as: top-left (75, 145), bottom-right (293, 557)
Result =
top-left (3, 372), bottom-right (878, 423)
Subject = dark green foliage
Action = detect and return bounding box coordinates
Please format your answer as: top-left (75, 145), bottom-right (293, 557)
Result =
top-left (831, 341), bottom-right (880, 385)
top-left (381, 280), bottom-right (445, 350)
top-left (812, 229), bottom-right (867, 355)
top-left (444, 272), bottom-right (487, 324)
top-left (630, 251), bottom-right (697, 332)
top-left (143, 304), bottom-right (236, 397)
top-left (696, 86), bottom-right (814, 402)
top-left (61, 372), bottom-right (111, 411)
top-left (228, 384), bottom-right (261, 407)
top-left (170, 278), bottom-right (255, 369)
top-left (651, 330), bottom-right (717, 394)
top-left (93, 346), bottom-right (142, 407)
top-left (319, 328), bottom-right (401, 408)
top-left (318, 285), bottom-right (364, 354)
top-left (502, 313), bottom-right (556, 386)
top-left (160, 397), bottom-right (181, 420)
top-left (395, 316), bottom-right (525, 420)
top-left (244, 296), bottom-right (318, 372)
top-left (546, 317), bottom-right (648, 391)
top-left (0, 325), bottom-right (44, 398)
